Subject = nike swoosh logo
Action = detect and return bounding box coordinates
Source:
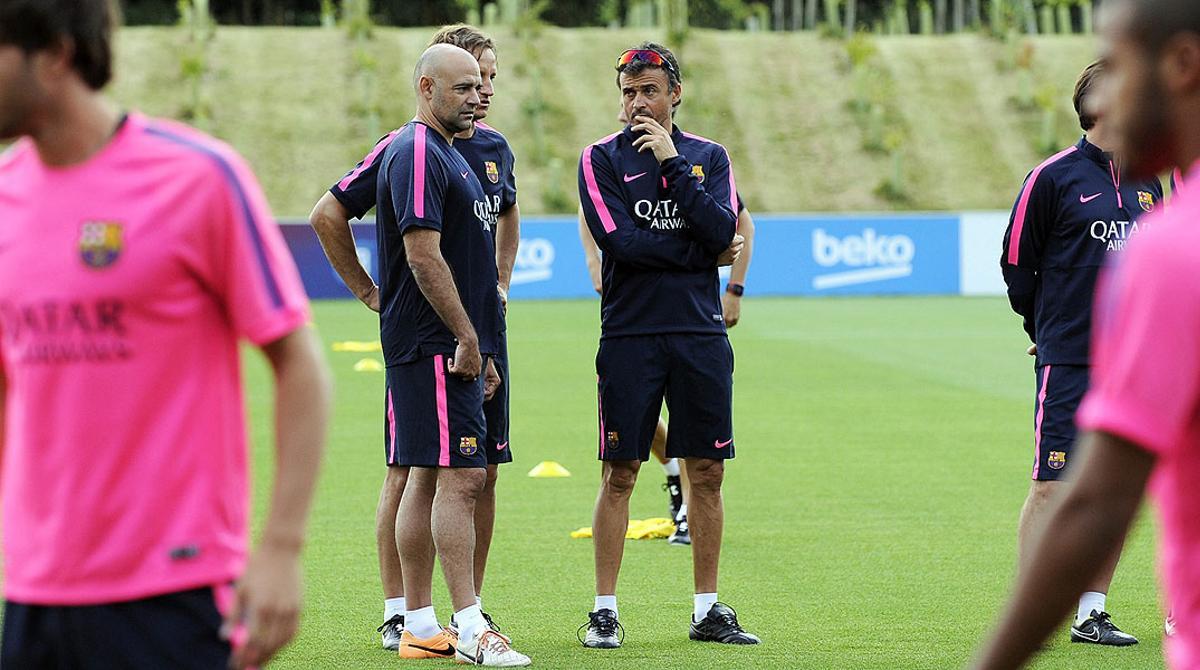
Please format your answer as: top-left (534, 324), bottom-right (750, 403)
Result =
top-left (1074, 626), bottom-right (1102, 642)
top-left (410, 643), bottom-right (455, 656)
top-left (461, 171), bottom-right (470, 179)
top-left (1080, 192), bottom-right (1103, 203)
top-left (623, 172), bottom-right (647, 183)
top-left (714, 439), bottom-right (733, 449)
top-left (497, 441), bottom-right (508, 451)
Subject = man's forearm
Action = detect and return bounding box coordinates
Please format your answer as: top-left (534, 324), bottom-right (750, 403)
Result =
top-left (309, 194), bottom-right (376, 300)
top-left (728, 215), bottom-right (754, 285)
top-left (495, 204), bottom-right (520, 291)
top-left (410, 255), bottom-right (477, 344)
top-left (259, 328), bottom-right (331, 552)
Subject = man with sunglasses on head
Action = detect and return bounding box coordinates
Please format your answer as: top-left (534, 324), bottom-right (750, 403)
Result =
top-left (577, 42), bottom-right (758, 649)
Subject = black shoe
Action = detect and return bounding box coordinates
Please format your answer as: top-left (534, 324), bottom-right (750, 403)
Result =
top-left (578, 608), bottom-right (624, 648)
top-left (377, 613), bottom-right (404, 651)
top-left (668, 514), bottom-right (691, 546)
top-left (690, 603), bottom-right (761, 645)
top-left (1070, 610), bottom-right (1138, 646)
top-left (664, 475), bottom-right (683, 521)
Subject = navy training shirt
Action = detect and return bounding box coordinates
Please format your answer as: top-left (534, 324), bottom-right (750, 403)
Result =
top-left (1001, 136), bottom-right (1163, 366)
top-left (330, 122), bottom-right (517, 228)
top-left (578, 125), bottom-right (739, 338)
top-left (376, 121), bottom-right (501, 366)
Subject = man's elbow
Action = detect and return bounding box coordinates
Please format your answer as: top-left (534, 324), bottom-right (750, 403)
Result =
top-left (308, 194), bottom-right (348, 232)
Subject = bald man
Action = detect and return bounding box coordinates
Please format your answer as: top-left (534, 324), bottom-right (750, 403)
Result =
top-left (375, 45), bottom-right (528, 666)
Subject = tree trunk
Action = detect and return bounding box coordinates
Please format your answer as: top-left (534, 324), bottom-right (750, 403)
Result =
top-left (1022, 0), bottom-right (1038, 34)
top-left (774, 0), bottom-right (786, 30)
top-left (968, 0), bottom-right (980, 28)
top-left (935, 0), bottom-right (946, 33)
top-left (952, 0), bottom-right (964, 31)
top-left (805, 0), bottom-right (818, 30)
top-left (791, 0), bottom-right (803, 29)
top-left (845, 0), bottom-right (857, 35)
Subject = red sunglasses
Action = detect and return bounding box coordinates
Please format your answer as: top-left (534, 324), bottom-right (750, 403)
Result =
top-left (615, 49), bottom-right (680, 82)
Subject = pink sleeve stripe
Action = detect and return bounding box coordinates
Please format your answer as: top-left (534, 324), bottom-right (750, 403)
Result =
top-left (414, 124), bottom-right (428, 220)
top-left (337, 130), bottom-right (399, 192)
top-left (681, 132), bottom-right (739, 212)
top-left (1008, 146), bottom-right (1077, 265)
top-left (582, 143), bottom-right (618, 234)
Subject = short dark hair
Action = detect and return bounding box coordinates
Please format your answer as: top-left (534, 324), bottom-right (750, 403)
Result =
top-left (616, 41), bottom-right (682, 91)
top-left (1073, 60), bottom-right (1105, 131)
top-left (1118, 0), bottom-right (1200, 52)
top-left (0, 0), bottom-right (117, 90)
top-left (429, 24), bottom-right (496, 59)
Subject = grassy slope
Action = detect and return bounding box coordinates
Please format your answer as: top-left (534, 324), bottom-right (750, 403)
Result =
top-left (108, 27), bottom-right (1097, 216)
top-left (240, 298), bottom-right (1165, 669)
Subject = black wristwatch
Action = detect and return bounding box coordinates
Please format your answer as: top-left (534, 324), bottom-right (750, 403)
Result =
top-left (726, 283), bottom-right (744, 297)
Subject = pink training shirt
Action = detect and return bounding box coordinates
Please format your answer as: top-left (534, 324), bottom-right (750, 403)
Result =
top-left (0, 113), bottom-right (310, 605)
top-left (1077, 158), bottom-right (1200, 670)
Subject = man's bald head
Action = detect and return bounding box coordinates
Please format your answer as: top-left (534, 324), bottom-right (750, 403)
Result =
top-left (1108, 0), bottom-right (1200, 51)
top-left (412, 43), bottom-right (481, 136)
top-left (412, 43), bottom-right (480, 93)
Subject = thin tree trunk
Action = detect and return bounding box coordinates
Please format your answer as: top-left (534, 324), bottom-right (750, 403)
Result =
top-left (1022, 0), bottom-right (1038, 34)
top-left (774, 0), bottom-right (786, 30)
top-left (845, 0), bottom-right (857, 35)
top-left (805, 0), bottom-right (818, 29)
top-left (791, 0), bottom-right (803, 29)
top-left (968, 0), bottom-right (980, 28)
top-left (935, 0), bottom-right (946, 33)
top-left (953, 0), bottom-right (964, 31)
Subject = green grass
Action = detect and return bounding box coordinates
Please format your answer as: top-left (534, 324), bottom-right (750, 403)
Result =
top-left (106, 27), bottom-right (1098, 215)
top-left (240, 297), bottom-right (1166, 669)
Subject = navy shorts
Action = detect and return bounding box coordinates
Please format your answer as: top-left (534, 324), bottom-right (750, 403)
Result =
top-left (1032, 364), bottom-right (1089, 481)
top-left (384, 353), bottom-right (488, 468)
top-left (596, 334), bottom-right (735, 462)
top-left (484, 332), bottom-right (512, 465)
top-left (2, 585), bottom-right (233, 669)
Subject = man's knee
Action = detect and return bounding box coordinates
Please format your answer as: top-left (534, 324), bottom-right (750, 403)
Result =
top-left (602, 461), bottom-right (641, 497)
top-left (687, 459), bottom-right (725, 494)
top-left (385, 465), bottom-right (409, 490)
top-left (483, 464), bottom-right (499, 490)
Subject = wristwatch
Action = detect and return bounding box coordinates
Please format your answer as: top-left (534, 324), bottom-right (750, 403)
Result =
top-left (726, 283), bottom-right (744, 297)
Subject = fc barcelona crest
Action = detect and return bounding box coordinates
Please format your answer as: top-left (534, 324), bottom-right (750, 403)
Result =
top-left (79, 221), bottom-right (123, 269)
top-left (484, 160), bottom-right (500, 184)
top-left (691, 164), bottom-right (705, 183)
top-left (1138, 191), bottom-right (1155, 212)
top-left (459, 436), bottom-right (479, 456)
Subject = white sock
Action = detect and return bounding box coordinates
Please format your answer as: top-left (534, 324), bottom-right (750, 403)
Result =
top-left (594, 594), bottom-right (618, 617)
top-left (476, 594), bottom-right (483, 610)
top-left (662, 458), bottom-right (680, 476)
top-left (694, 593), bottom-right (718, 622)
top-left (405, 605), bottom-right (440, 638)
top-left (1077, 592), bottom-right (1107, 624)
top-left (385, 597), bottom-right (406, 621)
top-left (455, 604), bottom-right (485, 642)
top-left (677, 503), bottom-right (688, 522)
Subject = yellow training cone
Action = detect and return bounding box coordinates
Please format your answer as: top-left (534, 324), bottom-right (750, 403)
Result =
top-left (528, 460), bottom-right (571, 478)
top-left (333, 340), bottom-right (382, 352)
top-left (353, 358), bottom-right (384, 372)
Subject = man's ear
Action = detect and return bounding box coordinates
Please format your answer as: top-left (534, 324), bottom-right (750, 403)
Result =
top-left (1160, 33), bottom-right (1200, 95)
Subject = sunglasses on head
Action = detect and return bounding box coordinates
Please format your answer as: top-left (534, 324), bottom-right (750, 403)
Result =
top-left (615, 49), bottom-right (680, 82)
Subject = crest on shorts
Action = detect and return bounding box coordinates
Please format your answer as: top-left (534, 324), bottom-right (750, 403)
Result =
top-left (484, 161), bottom-right (500, 184)
top-left (691, 164), bottom-right (705, 183)
top-left (459, 436), bottom-right (479, 456)
top-left (1138, 191), bottom-right (1155, 212)
top-left (79, 221), bottom-right (123, 269)
top-left (1048, 451), bottom-right (1067, 470)
top-left (606, 431), bottom-right (620, 448)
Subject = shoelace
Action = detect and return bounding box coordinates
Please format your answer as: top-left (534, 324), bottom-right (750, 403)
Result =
top-left (482, 611), bottom-right (502, 632)
top-left (577, 611), bottom-right (625, 645)
top-left (1092, 611), bottom-right (1115, 629)
top-left (376, 614), bottom-right (403, 633)
top-left (478, 630), bottom-right (514, 655)
top-left (709, 603), bottom-right (745, 632)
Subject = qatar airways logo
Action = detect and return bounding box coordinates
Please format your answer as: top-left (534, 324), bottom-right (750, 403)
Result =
top-left (635, 199), bottom-right (688, 231)
top-left (473, 195), bottom-right (500, 233)
top-left (1090, 219), bottom-right (1148, 252)
top-left (811, 228), bottom-right (915, 289)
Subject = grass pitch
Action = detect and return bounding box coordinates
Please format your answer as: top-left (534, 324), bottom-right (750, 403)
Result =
top-left (242, 297), bottom-right (1165, 669)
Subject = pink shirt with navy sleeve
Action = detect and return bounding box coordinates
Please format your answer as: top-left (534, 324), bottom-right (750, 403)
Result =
top-left (1077, 159), bottom-right (1200, 670)
top-left (0, 113), bottom-right (310, 605)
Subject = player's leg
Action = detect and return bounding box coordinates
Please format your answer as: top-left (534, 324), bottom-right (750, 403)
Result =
top-left (666, 335), bottom-right (758, 644)
top-left (650, 418), bottom-right (687, 533)
top-left (1022, 364), bottom-right (1136, 646)
top-left (581, 336), bottom-right (665, 649)
top-left (472, 464), bottom-right (498, 603)
top-left (375, 465), bottom-right (407, 649)
top-left (472, 344), bottom-right (511, 629)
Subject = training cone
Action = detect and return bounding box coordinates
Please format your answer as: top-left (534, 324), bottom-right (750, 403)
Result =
top-left (528, 460), bottom-right (571, 478)
top-left (352, 358), bottom-right (384, 372)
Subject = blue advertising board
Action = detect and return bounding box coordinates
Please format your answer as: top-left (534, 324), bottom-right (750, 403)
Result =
top-left (279, 213), bottom-right (963, 300)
